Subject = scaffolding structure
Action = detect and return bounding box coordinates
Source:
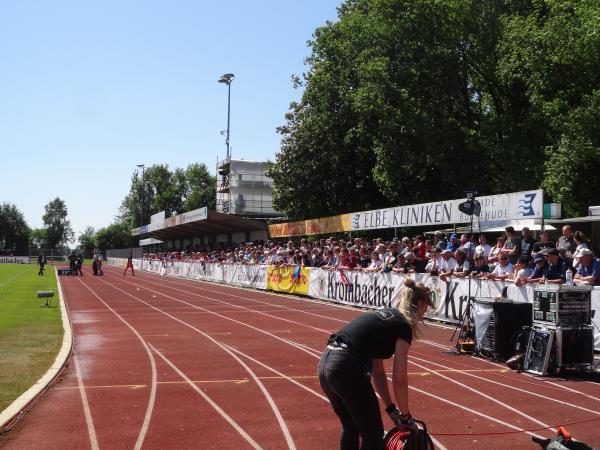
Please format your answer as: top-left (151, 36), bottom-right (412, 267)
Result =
top-left (216, 158), bottom-right (280, 217)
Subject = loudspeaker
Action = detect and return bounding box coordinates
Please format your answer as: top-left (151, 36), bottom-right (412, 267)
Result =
top-left (524, 328), bottom-right (554, 376)
top-left (474, 299), bottom-right (532, 359)
top-left (554, 326), bottom-right (594, 368)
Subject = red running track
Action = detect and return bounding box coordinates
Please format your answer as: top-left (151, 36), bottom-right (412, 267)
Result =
top-left (1, 265), bottom-right (600, 450)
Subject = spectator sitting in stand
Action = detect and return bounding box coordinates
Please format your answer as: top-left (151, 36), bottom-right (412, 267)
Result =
top-left (544, 248), bottom-right (566, 285)
top-left (403, 252), bottom-right (426, 274)
top-left (433, 231), bottom-right (446, 251)
top-left (574, 248), bottom-right (600, 285)
top-left (527, 254), bottom-right (548, 284)
top-left (488, 235), bottom-right (505, 265)
top-left (357, 247), bottom-right (371, 269)
top-left (475, 234), bottom-right (491, 263)
top-left (392, 253), bottom-right (407, 274)
top-left (471, 254), bottom-right (490, 278)
top-left (452, 248), bottom-right (471, 278)
top-left (338, 248), bottom-right (358, 270)
top-left (572, 231), bottom-right (591, 269)
top-left (557, 225), bottom-right (576, 259)
top-left (446, 233), bottom-right (459, 254)
top-left (366, 251), bottom-right (383, 271)
top-left (502, 226), bottom-right (521, 265)
top-left (438, 249), bottom-right (457, 280)
top-left (531, 230), bottom-right (555, 258)
top-left (488, 254), bottom-right (513, 281)
top-left (413, 235), bottom-right (427, 260)
top-left (520, 227), bottom-right (535, 261)
top-left (511, 256), bottom-right (532, 287)
top-left (425, 248), bottom-right (443, 275)
top-left (462, 234), bottom-right (477, 260)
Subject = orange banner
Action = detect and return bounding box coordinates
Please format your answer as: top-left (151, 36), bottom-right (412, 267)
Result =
top-left (268, 214), bottom-right (351, 238)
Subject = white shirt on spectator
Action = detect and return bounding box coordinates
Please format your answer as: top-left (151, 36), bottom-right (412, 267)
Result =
top-left (475, 244), bottom-right (491, 260)
top-left (440, 257), bottom-right (457, 272)
top-left (493, 262), bottom-right (513, 276)
top-left (368, 259), bottom-right (383, 270)
top-left (425, 256), bottom-right (444, 273)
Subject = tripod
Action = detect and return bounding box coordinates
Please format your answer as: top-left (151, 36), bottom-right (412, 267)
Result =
top-left (450, 193), bottom-right (480, 349)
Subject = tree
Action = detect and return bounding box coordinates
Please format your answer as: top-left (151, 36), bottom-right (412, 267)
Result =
top-left (42, 197), bottom-right (74, 248)
top-left (95, 223), bottom-right (136, 251)
top-left (29, 228), bottom-right (47, 249)
top-left (497, 0), bottom-right (600, 216)
top-left (78, 226), bottom-right (96, 258)
top-left (270, 0), bottom-right (599, 219)
top-left (118, 162), bottom-right (216, 227)
top-left (180, 163), bottom-right (217, 211)
top-left (0, 203), bottom-right (30, 254)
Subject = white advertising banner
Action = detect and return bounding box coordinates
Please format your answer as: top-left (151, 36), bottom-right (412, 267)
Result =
top-left (0, 256), bottom-right (30, 264)
top-left (350, 189), bottom-right (543, 231)
top-left (139, 260), bottom-right (267, 290)
top-left (309, 268), bottom-right (404, 308)
top-left (119, 259), bottom-right (599, 351)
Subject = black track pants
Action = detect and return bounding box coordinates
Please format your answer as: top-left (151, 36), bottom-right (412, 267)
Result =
top-left (318, 349), bottom-right (383, 450)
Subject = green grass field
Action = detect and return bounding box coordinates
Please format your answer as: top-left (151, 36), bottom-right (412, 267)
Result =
top-left (0, 265), bottom-right (63, 412)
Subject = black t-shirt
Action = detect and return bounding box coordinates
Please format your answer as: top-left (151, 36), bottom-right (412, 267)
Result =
top-left (329, 308), bottom-right (412, 363)
top-left (532, 240), bottom-right (555, 254)
top-left (521, 237), bottom-right (536, 258)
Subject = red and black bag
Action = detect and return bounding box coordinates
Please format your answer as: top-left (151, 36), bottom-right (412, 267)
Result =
top-left (383, 420), bottom-right (435, 450)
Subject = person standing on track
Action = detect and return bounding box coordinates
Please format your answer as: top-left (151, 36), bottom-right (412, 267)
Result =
top-left (123, 251), bottom-right (135, 276)
top-left (318, 278), bottom-right (432, 450)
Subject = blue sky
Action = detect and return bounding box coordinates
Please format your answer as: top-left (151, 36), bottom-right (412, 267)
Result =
top-left (0, 0), bottom-right (340, 241)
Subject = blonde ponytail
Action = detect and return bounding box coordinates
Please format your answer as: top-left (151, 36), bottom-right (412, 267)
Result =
top-left (392, 278), bottom-right (431, 337)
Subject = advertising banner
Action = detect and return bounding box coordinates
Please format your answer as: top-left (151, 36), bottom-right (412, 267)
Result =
top-left (268, 214), bottom-right (351, 238)
top-left (227, 264), bottom-right (268, 289)
top-left (267, 265), bottom-right (310, 295)
top-left (308, 268), bottom-right (403, 308)
top-left (351, 190), bottom-right (543, 231)
top-left (0, 256), bottom-right (30, 264)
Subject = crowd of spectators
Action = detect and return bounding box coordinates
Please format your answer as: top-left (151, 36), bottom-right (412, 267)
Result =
top-left (142, 224), bottom-right (600, 286)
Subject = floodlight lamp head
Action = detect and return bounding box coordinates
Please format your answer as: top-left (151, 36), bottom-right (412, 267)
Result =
top-left (465, 190), bottom-right (478, 201)
top-left (218, 73), bottom-right (235, 84)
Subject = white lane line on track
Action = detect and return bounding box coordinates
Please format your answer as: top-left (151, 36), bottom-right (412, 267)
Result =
top-left (78, 279), bottom-right (158, 450)
top-left (74, 356), bottom-right (100, 450)
top-left (95, 276), bottom-right (296, 450)
top-left (147, 343), bottom-right (263, 450)
top-left (128, 269), bottom-right (352, 324)
top-left (419, 339), bottom-right (600, 403)
top-left (114, 271), bottom-right (334, 335)
top-left (408, 358), bottom-right (551, 436)
top-left (114, 271), bottom-right (599, 419)
top-left (410, 354), bottom-right (600, 416)
top-left (104, 270), bottom-right (561, 445)
top-left (103, 274), bottom-right (325, 361)
top-left (223, 345), bottom-right (329, 401)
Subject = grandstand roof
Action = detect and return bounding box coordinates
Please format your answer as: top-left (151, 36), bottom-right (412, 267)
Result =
top-left (132, 207), bottom-right (267, 241)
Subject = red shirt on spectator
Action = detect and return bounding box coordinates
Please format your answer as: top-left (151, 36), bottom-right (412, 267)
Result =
top-left (414, 242), bottom-right (427, 260)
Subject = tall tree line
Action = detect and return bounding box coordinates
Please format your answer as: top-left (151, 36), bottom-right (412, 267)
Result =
top-left (268, 0), bottom-right (600, 219)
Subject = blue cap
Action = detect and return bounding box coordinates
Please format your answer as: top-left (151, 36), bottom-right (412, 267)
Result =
top-left (534, 255), bottom-right (545, 263)
top-left (450, 233), bottom-right (458, 239)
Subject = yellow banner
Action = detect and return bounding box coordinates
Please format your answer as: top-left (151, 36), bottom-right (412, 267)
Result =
top-left (268, 214), bottom-right (351, 238)
top-left (267, 265), bottom-right (310, 295)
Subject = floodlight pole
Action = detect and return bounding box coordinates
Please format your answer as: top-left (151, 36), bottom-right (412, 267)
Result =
top-left (137, 164), bottom-right (145, 231)
top-left (218, 73), bottom-right (235, 160)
